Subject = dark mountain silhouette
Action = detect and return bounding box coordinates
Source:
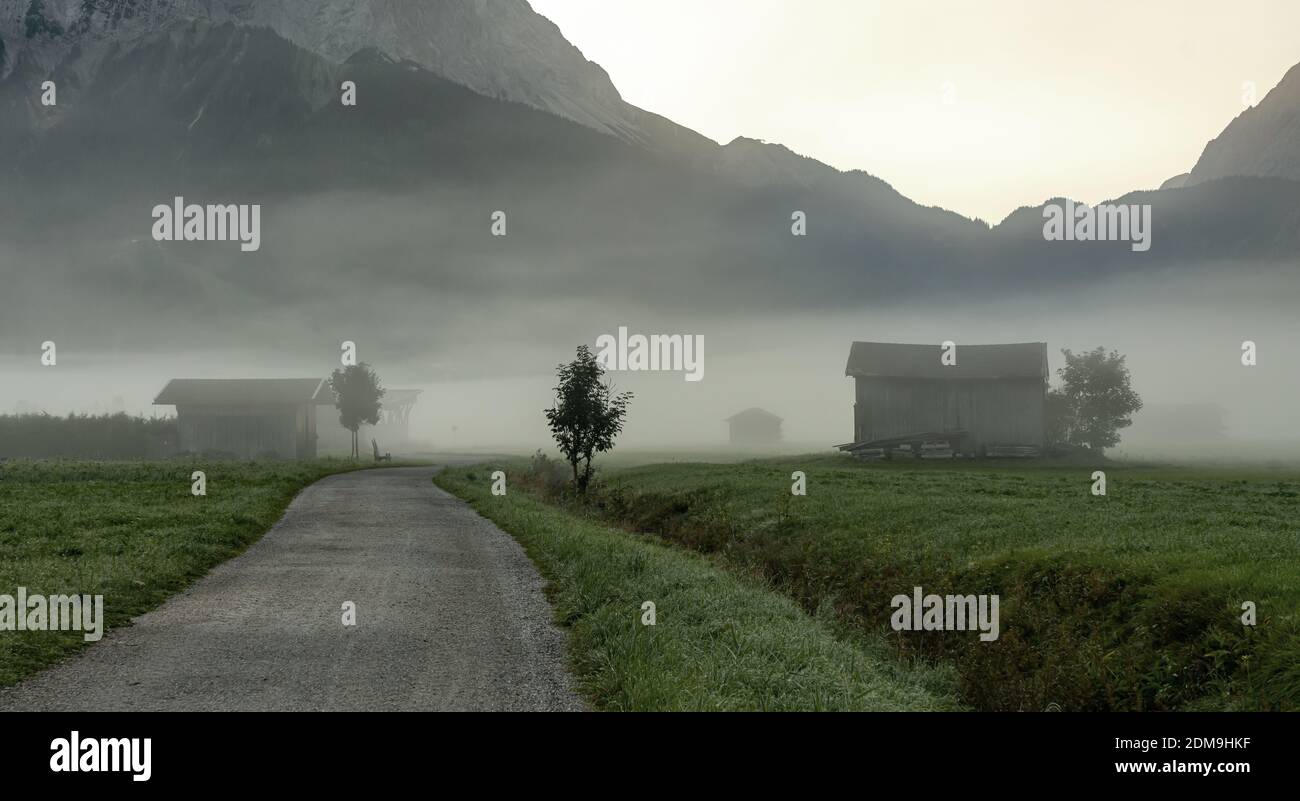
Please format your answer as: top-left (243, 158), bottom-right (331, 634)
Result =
top-left (1, 4), bottom-right (1297, 358)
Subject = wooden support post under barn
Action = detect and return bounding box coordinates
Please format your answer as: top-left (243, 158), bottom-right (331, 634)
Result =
top-left (837, 341), bottom-right (1047, 459)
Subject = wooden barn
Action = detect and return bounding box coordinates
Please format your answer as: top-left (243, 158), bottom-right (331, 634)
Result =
top-left (725, 407), bottom-right (783, 445)
top-left (839, 342), bottom-right (1047, 458)
top-left (153, 378), bottom-right (330, 459)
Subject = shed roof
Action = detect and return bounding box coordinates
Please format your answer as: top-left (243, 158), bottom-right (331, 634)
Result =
top-left (725, 407), bottom-right (783, 424)
top-left (845, 342), bottom-right (1048, 380)
top-left (383, 389), bottom-right (423, 405)
top-left (154, 378), bottom-right (329, 406)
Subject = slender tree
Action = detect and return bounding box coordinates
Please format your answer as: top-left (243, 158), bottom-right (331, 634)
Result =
top-left (544, 345), bottom-right (632, 493)
top-left (328, 363), bottom-right (385, 459)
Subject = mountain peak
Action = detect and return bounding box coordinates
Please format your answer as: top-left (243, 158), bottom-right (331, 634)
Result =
top-left (0, 0), bottom-right (644, 138)
top-left (1187, 61), bottom-right (1300, 185)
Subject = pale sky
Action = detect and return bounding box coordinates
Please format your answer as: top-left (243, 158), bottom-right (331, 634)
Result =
top-left (530, 0), bottom-right (1300, 223)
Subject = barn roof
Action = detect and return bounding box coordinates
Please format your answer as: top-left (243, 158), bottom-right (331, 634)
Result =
top-left (725, 407), bottom-right (783, 424)
top-left (845, 342), bottom-right (1048, 380)
top-left (154, 378), bottom-right (329, 406)
top-left (383, 389), bottom-right (423, 404)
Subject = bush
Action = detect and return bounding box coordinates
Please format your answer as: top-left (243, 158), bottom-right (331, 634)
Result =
top-left (527, 449), bottom-right (571, 497)
top-left (0, 413), bottom-right (176, 459)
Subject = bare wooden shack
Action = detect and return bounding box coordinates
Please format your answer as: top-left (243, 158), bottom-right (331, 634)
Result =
top-left (153, 378), bottom-right (329, 459)
top-left (725, 407), bottom-right (783, 445)
top-left (842, 342), bottom-right (1047, 457)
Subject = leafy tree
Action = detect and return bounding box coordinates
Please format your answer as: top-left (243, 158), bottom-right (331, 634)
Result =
top-left (1043, 387), bottom-right (1074, 450)
top-left (1051, 347), bottom-right (1142, 453)
top-left (544, 345), bottom-right (632, 493)
top-left (328, 363), bottom-right (385, 459)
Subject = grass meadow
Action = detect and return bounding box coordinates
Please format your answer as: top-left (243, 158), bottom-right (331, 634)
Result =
top-left (435, 467), bottom-right (962, 711)
top-left (0, 459), bottom-right (365, 686)
top-left (7, 452), bottom-right (1294, 711)
top-left (440, 455), bottom-right (1300, 711)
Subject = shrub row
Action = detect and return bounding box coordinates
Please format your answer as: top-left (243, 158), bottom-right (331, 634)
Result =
top-left (0, 413), bottom-right (176, 460)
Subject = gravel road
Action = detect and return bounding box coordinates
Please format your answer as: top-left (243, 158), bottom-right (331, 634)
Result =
top-left (0, 466), bottom-right (584, 711)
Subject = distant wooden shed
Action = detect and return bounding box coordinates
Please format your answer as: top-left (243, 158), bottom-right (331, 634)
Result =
top-left (154, 378), bottom-right (330, 459)
top-left (725, 407), bottom-right (783, 445)
top-left (841, 342), bottom-right (1047, 456)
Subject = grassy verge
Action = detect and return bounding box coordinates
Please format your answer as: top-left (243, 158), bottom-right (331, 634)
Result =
top-left (609, 458), bottom-right (1300, 710)
top-left (0, 458), bottom-right (369, 686)
top-left (470, 455), bottom-right (1300, 711)
top-left (435, 466), bottom-right (962, 711)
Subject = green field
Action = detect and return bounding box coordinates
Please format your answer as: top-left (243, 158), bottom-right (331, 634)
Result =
top-left (0, 459), bottom-right (365, 686)
top-left (8, 454), bottom-right (1295, 711)
top-left (443, 456), bottom-right (1300, 711)
top-left (435, 467), bottom-right (961, 710)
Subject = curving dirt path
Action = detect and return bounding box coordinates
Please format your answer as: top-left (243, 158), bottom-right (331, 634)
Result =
top-left (0, 466), bottom-right (583, 711)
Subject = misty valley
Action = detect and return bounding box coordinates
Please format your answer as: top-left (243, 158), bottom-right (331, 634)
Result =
top-left (0, 0), bottom-right (1297, 774)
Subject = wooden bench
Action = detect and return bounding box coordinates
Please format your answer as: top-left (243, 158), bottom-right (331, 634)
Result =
top-left (372, 439), bottom-right (392, 463)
